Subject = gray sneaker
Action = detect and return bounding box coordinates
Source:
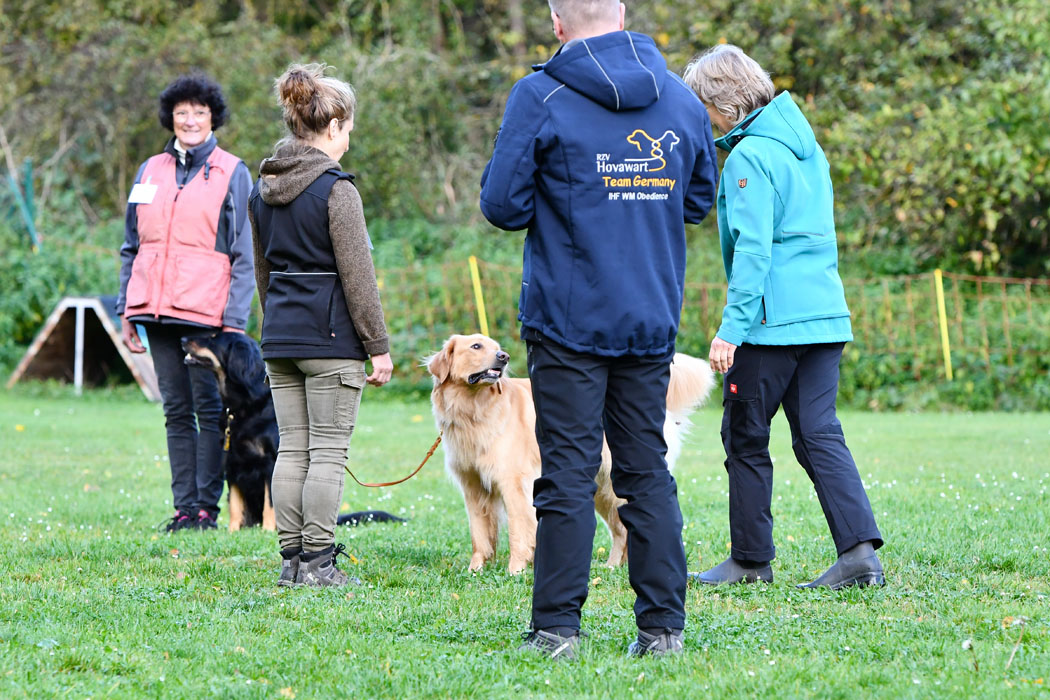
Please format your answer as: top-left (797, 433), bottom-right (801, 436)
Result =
top-left (277, 548), bottom-right (301, 587)
top-left (627, 628), bottom-right (684, 657)
top-left (296, 544), bottom-right (351, 587)
top-left (518, 629), bottom-right (580, 661)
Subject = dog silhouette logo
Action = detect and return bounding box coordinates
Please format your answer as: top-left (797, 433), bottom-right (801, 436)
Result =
top-left (625, 129), bottom-right (681, 173)
top-left (738, 178), bottom-right (748, 188)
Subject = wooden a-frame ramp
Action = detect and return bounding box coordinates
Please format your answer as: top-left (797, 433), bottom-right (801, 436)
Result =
top-left (6, 296), bottom-right (161, 401)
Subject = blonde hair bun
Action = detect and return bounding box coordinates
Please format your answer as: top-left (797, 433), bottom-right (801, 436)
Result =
top-left (273, 63), bottom-right (357, 140)
top-left (277, 65), bottom-right (324, 108)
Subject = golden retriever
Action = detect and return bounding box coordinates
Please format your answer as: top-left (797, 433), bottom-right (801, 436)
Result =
top-left (427, 333), bottom-right (714, 574)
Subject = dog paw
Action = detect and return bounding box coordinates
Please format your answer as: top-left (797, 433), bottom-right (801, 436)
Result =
top-left (507, 561), bottom-right (529, 575)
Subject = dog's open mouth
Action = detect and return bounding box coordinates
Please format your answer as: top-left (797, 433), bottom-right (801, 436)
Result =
top-left (467, 365), bottom-right (505, 385)
top-left (183, 352), bottom-right (207, 367)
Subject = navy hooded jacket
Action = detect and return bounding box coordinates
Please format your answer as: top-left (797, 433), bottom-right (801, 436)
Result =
top-left (480, 31), bottom-right (719, 356)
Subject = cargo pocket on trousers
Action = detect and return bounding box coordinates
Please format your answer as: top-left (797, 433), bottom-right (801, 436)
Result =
top-left (334, 369), bottom-right (366, 431)
top-left (720, 361), bottom-right (767, 457)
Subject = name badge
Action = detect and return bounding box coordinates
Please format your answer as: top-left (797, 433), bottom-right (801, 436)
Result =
top-left (128, 180), bottom-right (158, 205)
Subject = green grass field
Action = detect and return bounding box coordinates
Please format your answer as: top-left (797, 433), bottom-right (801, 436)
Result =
top-left (1, 384), bottom-right (1048, 698)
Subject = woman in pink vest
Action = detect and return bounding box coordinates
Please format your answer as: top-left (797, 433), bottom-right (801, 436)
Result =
top-left (116, 74), bottom-right (255, 533)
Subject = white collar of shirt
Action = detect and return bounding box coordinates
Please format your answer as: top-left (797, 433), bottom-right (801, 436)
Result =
top-left (173, 133), bottom-right (213, 166)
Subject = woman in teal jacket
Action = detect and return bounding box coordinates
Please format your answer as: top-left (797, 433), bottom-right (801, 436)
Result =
top-left (684, 44), bottom-right (884, 589)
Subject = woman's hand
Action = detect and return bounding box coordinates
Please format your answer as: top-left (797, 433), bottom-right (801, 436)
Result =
top-left (708, 336), bottom-right (738, 374)
top-left (366, 353), bottom-right (393, 387)
top-left (120, 315), bottom-right (146, 353)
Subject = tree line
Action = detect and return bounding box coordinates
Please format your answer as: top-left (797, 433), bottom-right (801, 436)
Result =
top-left (1, 0), bottom-right (1048, 276)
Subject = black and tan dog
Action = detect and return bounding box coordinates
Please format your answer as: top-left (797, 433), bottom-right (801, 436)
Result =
top-left (182, 333), bottom-right (279, 532)
top-left (182, 332), bottom-right (406, 532)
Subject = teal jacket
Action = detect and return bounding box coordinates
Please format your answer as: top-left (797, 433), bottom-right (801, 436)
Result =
top-left (714, 91), bottom-right (852, 346)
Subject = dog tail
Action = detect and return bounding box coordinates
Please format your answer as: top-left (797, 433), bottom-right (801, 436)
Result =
top-left (667, 352), bottom-right (715, 414)
top-left (337, 510), bottom-right (407, 527)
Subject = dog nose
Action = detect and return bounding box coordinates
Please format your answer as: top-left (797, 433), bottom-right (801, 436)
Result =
top-left (496, 351), bottom-right (509, 363)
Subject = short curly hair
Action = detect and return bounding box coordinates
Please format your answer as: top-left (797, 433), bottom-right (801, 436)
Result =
top-left (157, 74), bottom-right (230, 132)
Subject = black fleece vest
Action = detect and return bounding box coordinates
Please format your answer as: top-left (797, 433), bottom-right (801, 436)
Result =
top-left (250, 169), bottom-right (367, 360)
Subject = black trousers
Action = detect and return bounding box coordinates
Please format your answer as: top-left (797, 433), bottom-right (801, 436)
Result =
top-left (525, 331), bottom-right (686, 632)
top-left (143, 322), bottom-right (225, 518)
top-left (721, 342), bottom-right (883, 563)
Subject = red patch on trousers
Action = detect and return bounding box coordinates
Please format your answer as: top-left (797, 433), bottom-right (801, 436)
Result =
top-left (729, 383), bottom-right (738, 394)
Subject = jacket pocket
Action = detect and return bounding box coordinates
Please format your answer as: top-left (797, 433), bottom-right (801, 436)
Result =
top-left (765, 234), bottom-right (850, 326)
top-left (169, 251), bottom-right (231, 318)
top-left (262, 272), bottom-right (338, 346)
top-left (125, 251), bottom-right (160, 309)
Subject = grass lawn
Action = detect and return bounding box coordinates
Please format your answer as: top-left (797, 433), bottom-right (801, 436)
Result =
top-left (1, 384), bottom-right (1048, 698)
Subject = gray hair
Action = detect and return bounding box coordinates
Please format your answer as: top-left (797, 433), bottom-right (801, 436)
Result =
top-left (548, 0), bottom-right (620, 34)
top-left (683, 44), bottom-right (775, 129)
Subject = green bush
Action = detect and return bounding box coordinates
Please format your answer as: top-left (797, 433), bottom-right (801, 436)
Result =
top-left (0, 224), bottom-right (119, 371)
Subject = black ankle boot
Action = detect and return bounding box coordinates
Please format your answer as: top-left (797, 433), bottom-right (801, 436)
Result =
top-left (797, 541), bottom-right (884, 590)
top-left (689, 556), bottom-right (773, 585)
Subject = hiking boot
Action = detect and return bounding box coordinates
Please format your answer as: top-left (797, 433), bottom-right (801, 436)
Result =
top-left (162, 510), bottom-right (194, 533)
top-left (193, 510), bottom-right (218, 531)
top-left (689, 556), bottom-right (773, 585)
top-left (518, 629), bottom-right (580, 661)
top-left (797, 541), bottom-right (885, 590)
top-left (278, 548), bottom-right (301, 587)
top-left (296, 543), bottom-right (354, 587)
top-left (627, 627), bottom-right (684, 657)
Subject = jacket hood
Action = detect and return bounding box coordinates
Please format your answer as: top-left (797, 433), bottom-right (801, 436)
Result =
top-left (257, 143), bottom-right (343, 206)
top-left (715, 92), bottom-right (816, 159)
top-left (541, 31), bottom-right (666, 111)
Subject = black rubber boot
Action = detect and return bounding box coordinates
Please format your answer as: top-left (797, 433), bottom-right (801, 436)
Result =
top-left (797, 541), bottom-right (884, 590)
top-left (688, 556), bottom-right (773, 585)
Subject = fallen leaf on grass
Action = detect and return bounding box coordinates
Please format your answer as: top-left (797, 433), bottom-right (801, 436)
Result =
top-left (279, 688), bottom-right (295, 699)
top-left (450, 592), bottom-right (460, 600)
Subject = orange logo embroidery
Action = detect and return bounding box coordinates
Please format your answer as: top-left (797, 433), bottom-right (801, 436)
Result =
top-left (738, 178), bottom-right (748, 188)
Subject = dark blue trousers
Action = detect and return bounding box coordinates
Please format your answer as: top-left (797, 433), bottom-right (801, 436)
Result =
top-left (721, 342), bottom-right (882, 563)
top-left (144, 322), bottom-right (225, 518)
top-left (525, 331), bottom-right (686, 632)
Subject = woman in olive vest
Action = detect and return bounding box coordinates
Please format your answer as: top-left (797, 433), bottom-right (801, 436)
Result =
top-left (117, 74), bottom-right (254, 533)
top-left (249, 63), bottom-right (393, 587)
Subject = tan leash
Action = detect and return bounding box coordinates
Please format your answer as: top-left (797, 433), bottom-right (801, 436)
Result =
top-left (344, 431), bottom-right (443, 488)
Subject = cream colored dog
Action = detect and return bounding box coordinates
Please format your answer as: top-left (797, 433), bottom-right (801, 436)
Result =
top-left (427, 333), bottom-right (714, 574)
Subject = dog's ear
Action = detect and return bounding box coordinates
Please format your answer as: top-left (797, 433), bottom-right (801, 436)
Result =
top-left (426, 337), bottom-right (456, 384)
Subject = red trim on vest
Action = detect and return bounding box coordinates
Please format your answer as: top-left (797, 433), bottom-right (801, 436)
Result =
top-left (125, 146), bottom-right (241, 327)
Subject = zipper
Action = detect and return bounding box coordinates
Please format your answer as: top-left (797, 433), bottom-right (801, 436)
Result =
top-left (156, 185), bottom-right (180, 319)
top-left (269, 271), bottom-right (337, 276)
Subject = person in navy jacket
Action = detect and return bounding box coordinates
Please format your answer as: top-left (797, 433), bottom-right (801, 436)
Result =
top-left (480, 0), bottom-right (718, 659)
